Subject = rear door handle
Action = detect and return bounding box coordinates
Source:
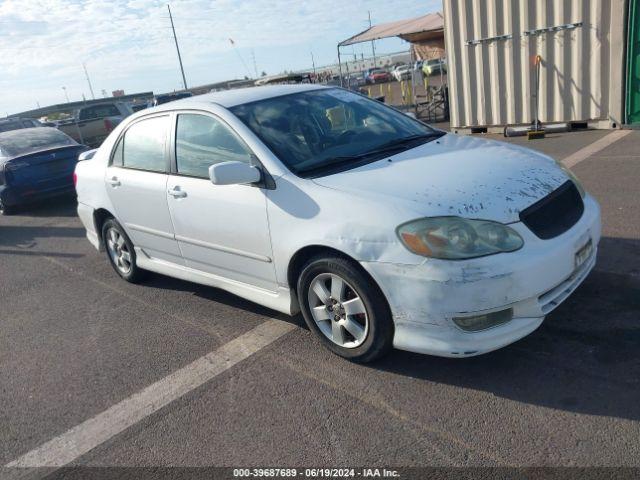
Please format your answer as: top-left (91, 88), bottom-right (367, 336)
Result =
top-left (168, 187), bottom-right (187, 198)
top-left (106, 177), bottom-right (120, 187)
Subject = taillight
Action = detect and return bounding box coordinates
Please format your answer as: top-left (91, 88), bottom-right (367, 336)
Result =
top-left (73, 172), bottom-right (78, 187)
top-left (104, 118), bottom-right (114, 132)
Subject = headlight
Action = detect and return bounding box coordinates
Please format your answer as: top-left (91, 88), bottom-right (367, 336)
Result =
top-left (397, 217), bottom-right (524, 259)
top-left (557, 162), bottom-right (585, 198)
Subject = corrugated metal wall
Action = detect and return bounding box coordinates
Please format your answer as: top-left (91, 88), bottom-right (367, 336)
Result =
top-left (443, 0), bottom-right (626, 129)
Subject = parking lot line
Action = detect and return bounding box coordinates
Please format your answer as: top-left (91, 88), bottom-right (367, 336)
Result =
top-left (562, 130), bottom-right (632, 168)
top-left (5, 319), bottom-right (295, 471)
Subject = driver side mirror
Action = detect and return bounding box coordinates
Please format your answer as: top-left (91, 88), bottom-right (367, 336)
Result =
top-left (209, 161), bottom-right (261, 186)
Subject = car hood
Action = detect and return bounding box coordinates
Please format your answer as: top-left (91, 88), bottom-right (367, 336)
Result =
top-left (311, 133), bottom-right (570, 224)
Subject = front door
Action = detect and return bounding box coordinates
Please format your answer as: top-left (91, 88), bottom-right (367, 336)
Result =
top-left (105, 114), bottom-right (183, 264)
top-left (166, 112), bottom-right (277, 291)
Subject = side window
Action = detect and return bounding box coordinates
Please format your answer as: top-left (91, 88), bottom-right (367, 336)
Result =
top-left (79, 107), bottom-right (96, 121)
top-left (111, 136), bottom-right (124, 166)
top-left (175, 114), bottom-right (253, 178)
top-left (119, 116), bottom-right (168, 172)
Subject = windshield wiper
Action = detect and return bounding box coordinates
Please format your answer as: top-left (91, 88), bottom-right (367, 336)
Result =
top-left (295, 132), bottom-right (445, 176)
top-left (295, 155), bottom-right (367, 175)
top-left (369, 132), bottom-right (444, 154)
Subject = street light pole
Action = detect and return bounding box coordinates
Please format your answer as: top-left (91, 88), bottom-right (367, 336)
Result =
top-left (62, 86), bottom-right (69, 103)
top-left (368, 11), bottom-right (377, 68)
top-left (83, 63), bottom-right (96, 100)
top-left (167, 4), bottom-right (188, 90)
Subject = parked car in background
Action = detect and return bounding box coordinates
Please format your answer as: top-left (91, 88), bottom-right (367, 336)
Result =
top-left (364, 68), bottom-right (390, 84)
top-left (345, 73), bottom-right (366, 88)
top-left (0, 118), bottom-right (43, 133)
top-left (422, 58), bottom-right (447, 77)
top-left (75, 84), bottom-right (600, 363)
top-left (413, 60), bottom-right (424, 71)
top-left (58, 102), bottom-right (133, 148)
top-left (0, 127), bottom-right (88, 214)
top-left (391, 64), bottom-right (412, 81)
top-left (153, 92), bottom-right (193, 106)
top-left (131, 103), bottom-right (149, 113)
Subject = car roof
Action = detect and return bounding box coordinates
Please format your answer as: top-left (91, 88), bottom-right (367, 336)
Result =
top-left (149, 84), bottom-right (327, 113)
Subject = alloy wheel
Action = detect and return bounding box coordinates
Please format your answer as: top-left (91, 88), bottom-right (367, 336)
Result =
top-left (106, 227), bottom-right (132, 275)
top-left (307, 273), bottom-right (369, 348)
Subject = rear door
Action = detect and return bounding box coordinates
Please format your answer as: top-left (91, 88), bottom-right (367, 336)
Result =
top-left (166, 112), bottom-right (277, 291)
top-left (105, 114), bottom-right (183, 265)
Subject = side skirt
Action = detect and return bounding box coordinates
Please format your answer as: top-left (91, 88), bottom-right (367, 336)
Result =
top-left (134, 247), bottom-right (296, 315)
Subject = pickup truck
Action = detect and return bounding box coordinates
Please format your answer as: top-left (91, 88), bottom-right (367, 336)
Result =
top-left (59, 102), bottom-right (133, 147)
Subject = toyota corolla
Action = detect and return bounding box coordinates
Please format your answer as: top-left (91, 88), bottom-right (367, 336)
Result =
top-left (74, 85), bottom-right (600, 362)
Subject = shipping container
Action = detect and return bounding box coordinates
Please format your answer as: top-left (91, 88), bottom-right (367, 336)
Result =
top-left (443, 0), bottom-right (628, 131)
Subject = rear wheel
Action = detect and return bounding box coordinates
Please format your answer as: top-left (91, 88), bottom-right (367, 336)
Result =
top-left (101, 218), bottom-right (146, 283)
top-left (0, 199), bottom-right (15, 216)
top-left (297, 256), bottom-right (394, 362)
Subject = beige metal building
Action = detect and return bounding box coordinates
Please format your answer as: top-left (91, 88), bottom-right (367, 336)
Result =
top-left (443, 0), bottom-right (628, 132)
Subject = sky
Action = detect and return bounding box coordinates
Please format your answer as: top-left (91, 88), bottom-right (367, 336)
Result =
top-left (0, 0), bottom-right (441, 115)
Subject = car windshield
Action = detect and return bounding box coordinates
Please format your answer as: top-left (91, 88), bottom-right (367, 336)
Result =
top-left (0, 127), bottom-right (77, 158)
top-left (230, 88), bottom-right (442, 177)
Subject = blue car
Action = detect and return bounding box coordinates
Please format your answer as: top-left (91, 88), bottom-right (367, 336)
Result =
top-left (0, 127), bottom-right (88, 215)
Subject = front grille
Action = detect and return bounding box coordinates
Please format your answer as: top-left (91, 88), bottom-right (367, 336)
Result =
top-left (519, 181), bottom-right (584, 239)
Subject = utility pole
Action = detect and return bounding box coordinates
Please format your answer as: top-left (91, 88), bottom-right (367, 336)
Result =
top-left (310, 50), bottom-right (316, 76)
top-left (167, 4), bottom-right (188, 90)
top-left (82, 63), bottom-right (96, 100)
top-left (368, 11), bottom-right (377, 68)
top-left (251, 49), bottom-right (258, 79)
top-left (62, 86), bottom-right (69, 103)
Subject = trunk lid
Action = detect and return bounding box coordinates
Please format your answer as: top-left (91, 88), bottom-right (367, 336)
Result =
top-left (5, 145), bottom-right (87, 187)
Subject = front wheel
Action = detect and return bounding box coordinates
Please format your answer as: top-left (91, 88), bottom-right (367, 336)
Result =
top-left (101, 218), bottom-right (146, 283)
top-left (297, 256), bottom-right (394, 362)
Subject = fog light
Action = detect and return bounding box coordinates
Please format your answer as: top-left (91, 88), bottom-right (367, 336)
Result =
top-left (452, 308), bottom-right (513, 332)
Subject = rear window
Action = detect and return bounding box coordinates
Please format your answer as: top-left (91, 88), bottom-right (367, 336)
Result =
top-left (0, 121), bottom-right (23, 133)
top-left (0, 128), bottom-right (77, 158)
top-left (79, 104), bottom-right (121, 120)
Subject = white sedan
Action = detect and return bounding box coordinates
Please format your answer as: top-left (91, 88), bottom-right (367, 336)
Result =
top-left (392, 64), bottom-right (412, 81)
top-left (75, 85), bottom-right (600, 362)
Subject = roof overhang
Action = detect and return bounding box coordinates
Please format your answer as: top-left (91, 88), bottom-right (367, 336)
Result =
top-left (338, 12), bottom-right (444, 47)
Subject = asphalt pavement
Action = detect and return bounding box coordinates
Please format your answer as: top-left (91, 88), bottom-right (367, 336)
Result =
top-left (1, 128), bottom-right (639, 479)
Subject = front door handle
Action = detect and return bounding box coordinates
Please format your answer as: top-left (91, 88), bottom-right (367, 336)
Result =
top-left (168, 187), bottom-right (187, 198)
top-left (106, 176), bottom-right (121, 187)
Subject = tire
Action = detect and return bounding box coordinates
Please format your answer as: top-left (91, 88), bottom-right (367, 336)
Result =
top-left (101, 218), bottom-right (146, 283)
top-left (297, 255), bottom-right (394, 363)
top-left (0, 199), bottom-right (16, 216)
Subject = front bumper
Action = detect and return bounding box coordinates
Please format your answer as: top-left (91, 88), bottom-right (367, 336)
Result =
top-left (361, 194), bottom-right (601, 357)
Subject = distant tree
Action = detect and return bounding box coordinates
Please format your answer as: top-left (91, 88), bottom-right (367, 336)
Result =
top-left (261, 71), bottom-right (267, 77)
top-left (244, 75), bottom-right (249, 80)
